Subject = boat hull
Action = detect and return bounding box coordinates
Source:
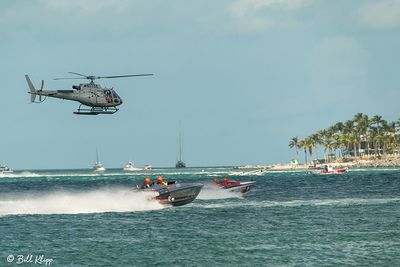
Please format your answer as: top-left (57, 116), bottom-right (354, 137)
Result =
top-left (123, 167), bottom-right (142, 171)
top-left (156, 183), bottom-right (203, 206)
top-left (307, 169), bottom-right (348, 175)
top-left (222, 181), bottom-right (256, 194)
top-left (175, 161), bottom-right (186, 169)
top-left (319, 169), bottom-right (347, 175)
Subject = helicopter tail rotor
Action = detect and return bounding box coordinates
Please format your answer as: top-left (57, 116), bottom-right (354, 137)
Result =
top-left (25, 75), bottom-right (37, 102)
top-left (39, 80), bottom-right (44, 102)
top-left (25, 75), bottom-right (45, 103)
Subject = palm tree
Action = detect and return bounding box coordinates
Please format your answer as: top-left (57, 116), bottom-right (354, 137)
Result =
top-left (343, 120), bottom-right (356, 157)
top-left (304, 137), bottom-right (314, 163)
top-left (290, 113), bottom-right (400, 162)
top-left (289, 136), bottom-right (300, 160)
top-left (354, 113), bottom-right (369, 157)
top-left (321, 129), bottom-right (335, 161)
top-left (298, 139), bottom-right (307, 164)
top-left (396, 118), bottom-right (400, 132)
top-left (386, 122), bottom-right (397, 155)
top-left (370, 115), bottom-right (384, 157)
top-left (311, 132), bottom-right (323, 161)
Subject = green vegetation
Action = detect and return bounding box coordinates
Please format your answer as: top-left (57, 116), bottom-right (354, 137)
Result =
top-left (289, 113), bottom-right (400, 164)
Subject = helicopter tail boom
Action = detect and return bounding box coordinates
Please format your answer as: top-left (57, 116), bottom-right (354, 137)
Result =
top-left (25, 75), bottom-right (37, 102)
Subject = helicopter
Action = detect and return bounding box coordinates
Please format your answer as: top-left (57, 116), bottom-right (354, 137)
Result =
top-left (25, 72), bottom-right (153, 115)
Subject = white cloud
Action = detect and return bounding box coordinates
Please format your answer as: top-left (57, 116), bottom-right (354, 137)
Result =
top-left (358, 0), bottom-right (400, 29)
top-left (40, 0), bottom-right (134, 15)
top-left (0, 0), bottom-right (185, 38)
top-left (227, 0), bottom-right (311, 33)
top-left (231, 0), bottom-right (310, 17)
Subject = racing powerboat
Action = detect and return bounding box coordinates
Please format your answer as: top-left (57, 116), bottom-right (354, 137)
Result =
top-left (307, 165), bottom-right (348, 175)
top-left (212, 178), bottom-right (256, 194)
top-left (139, 180), bottom-right (203, 206)
top-left (318, 169), bottom-right (347, 175)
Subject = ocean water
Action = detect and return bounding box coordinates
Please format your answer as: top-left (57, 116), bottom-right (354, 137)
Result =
top-left (1, 168), bottom-right (399, 266)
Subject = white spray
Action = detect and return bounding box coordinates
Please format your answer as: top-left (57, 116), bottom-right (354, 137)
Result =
top-left (197, 184), bottom-right (243, 200)
top-left (0, 188), bottom-right (164, 216)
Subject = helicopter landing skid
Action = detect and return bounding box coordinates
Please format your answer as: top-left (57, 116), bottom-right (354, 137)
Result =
top-left (73, 105), bottom-right (119, 115)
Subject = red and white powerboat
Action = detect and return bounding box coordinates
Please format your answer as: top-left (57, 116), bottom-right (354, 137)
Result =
top-left (212, 178), bottom-right (256, 194)
top-left (307, 165), bottom-right (348, 175)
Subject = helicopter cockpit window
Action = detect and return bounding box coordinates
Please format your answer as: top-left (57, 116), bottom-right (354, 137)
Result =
top-left (111, 90), bottom-right (120, 99)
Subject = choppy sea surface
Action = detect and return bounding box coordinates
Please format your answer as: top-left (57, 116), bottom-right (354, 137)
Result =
top-left (1, 167), bottom-right (399, 266)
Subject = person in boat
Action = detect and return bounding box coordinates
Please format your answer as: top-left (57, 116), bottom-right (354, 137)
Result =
top-left (156, 176), bottom-right (168, 186)
top-left (142, 177), bottom-right (152, 189)
top-left (221, 177), bottom-right (229, 186)
top-left (212, 178), bottom-right (219, 184)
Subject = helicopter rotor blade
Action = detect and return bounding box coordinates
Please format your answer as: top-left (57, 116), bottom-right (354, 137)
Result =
top-left (40, 80), bottom-right (44, 90)
top-left (53, 77), bottom-right (87, 80)
top-left (68, 72), bottom-right (88, 77)
top-left (53, 73), bottom-right (154, 81)
top-left (96, 74), bottom-right (154, 79)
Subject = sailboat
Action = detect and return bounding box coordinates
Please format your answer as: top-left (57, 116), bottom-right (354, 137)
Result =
top-left (93, 148), bottom-right (106, 172)
top-left (175, 123), bottom-right (186, 169)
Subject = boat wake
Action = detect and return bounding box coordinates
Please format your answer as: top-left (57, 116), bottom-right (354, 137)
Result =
top-left (197, 184), bottom-right (243, 200)
top-left (0, 188), bottom-right (164, 216)
top-left (0, 171), bottom-right (40, 178)
top-left (193, 197), bottom-right (400, 209)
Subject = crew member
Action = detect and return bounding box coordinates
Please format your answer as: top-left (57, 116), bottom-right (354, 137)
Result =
top-left (212, 178), bottom-right (219, 184)
top-left (142, 177), bottom-right (151, 189)
top-left (157, 176), bottom-right (168, 186)
top-left (324, 165), bottom-right (328, 172)
top-left (222, 177), bottom-right (228, 186)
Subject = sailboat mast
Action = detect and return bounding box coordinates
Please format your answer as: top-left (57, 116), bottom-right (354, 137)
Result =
top-left (178, 121), bottom-right (184, 161)
top-left (96, 148), bottom-right (99, 164)
top-left (179, 130), bottom-right (182, 161)
top-left (175, 121), bottom-right (186, 168)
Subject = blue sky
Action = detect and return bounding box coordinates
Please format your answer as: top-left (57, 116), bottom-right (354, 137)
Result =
top-left (1, 0), bottom-right (399, 169)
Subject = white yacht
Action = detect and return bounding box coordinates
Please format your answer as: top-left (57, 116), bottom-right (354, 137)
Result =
top-left (143, 164), bottom-right (152, 171)
top-left (123, 161), bottom-right (142, 171)
top-left (93, 149), bottom-right (106, 173)
top-left (0, 164), bottom-right (13, 174)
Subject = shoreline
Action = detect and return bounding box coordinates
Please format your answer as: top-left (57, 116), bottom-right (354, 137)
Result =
top-left (242, 157), bottom-right (400, 171)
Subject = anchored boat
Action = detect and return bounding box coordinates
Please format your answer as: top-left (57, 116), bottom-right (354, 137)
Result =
top-left (93, 149), bottom-right (106, 173)
top-left (123, 161), bottom-right (142, 171)
top-left (0, 164), bottom-right (13, 175)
